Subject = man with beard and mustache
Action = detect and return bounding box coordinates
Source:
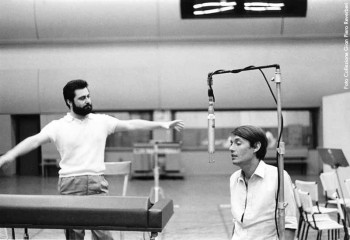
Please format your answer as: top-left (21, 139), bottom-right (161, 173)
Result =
top-left (0, 79), bottom-right (184, 240)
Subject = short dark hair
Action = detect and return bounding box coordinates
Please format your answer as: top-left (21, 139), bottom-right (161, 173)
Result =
top-left (231, 125), bottom-right (268, 160)
top-left (63, 79), bottom-right (88, 108)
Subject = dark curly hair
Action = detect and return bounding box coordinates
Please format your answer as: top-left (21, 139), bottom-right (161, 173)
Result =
top-left (63, 79), bottom-right (88, 109)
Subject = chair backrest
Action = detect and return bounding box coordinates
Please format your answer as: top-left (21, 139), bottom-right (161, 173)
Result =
top-left (295, 180), bottom-right (319, 202)
top-left (104, 161), bottom-right (132, 197)
top-left (336, 196), bottom-right (345, 221)
top-left (320, 171), bottom-right (339, 199)
top-left (292, 184), bottom-right (302, 209)
top-left (297, 189), bottom-right (314, 214)
top-left (345, 178), bottom-right (350, 197)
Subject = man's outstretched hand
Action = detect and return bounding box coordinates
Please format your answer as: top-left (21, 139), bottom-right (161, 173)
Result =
top-left (164, 120), bottom-right (185, 132)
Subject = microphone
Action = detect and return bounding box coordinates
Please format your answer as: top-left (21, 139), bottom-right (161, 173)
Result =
top-left (208, 95), bottom-right (215, 163)
top-left (207, 73), bottom-right (215, 163)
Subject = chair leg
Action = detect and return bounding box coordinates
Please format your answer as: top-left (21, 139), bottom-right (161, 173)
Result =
top-left (24, 228), bottom-right (29, 239)
top-left (299, 222), bottom-right (306, 240)
top-left (303, 225), bottom-right (310, 240)
top-left (297, 219), bottom-right (303, 239)
top-left (150, 232), bottom-right (158, 240)
top-left (342, 204), bottom-right (349, 227)
top-left (327, 230), bottom-right (329, 240)
top-left (12, 228), bottom-right (15, 239)
top-left (336, 229), bottom-right (338, 240)
top-left (317, 230), bottom-right (322, 240)
top-left (300, 224), bottom-right (306, 240)
top-left (65, 229), bottom-right (70, 239)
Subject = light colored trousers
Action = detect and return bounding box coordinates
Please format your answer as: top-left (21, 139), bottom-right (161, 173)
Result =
top-left (58, 175), bottom-right (114, 240)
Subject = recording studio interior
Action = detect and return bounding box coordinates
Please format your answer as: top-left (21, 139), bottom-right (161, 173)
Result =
top-left (0, 0), bottom-right (349, 239)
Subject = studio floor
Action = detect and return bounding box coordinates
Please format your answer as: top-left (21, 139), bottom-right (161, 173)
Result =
top-left (0, 173), bottom-right (344, 240)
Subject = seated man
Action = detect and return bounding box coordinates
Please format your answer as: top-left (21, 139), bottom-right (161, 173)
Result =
top-left (228, 125), bottom-right (297, 240)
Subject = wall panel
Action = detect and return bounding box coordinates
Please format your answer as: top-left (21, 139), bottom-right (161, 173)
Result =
top-left (0, 0), bottom-right (37, 41)
top-left (322, 92), bottom-right (350, 197)
top-left (0, 115), bottom-right (16, 176)
top-left (0, 38), bottom-right (346, 113)
top-left (283, 0), bottom-right (344, 37)
top-left (0, 70), bottom-right (40, 114)
top-left (39, 67), bottom-right (160, 112)
top-left (158, 39), bottom-right (344, 109)
top-left (0, 115), bottom-right (12, 154)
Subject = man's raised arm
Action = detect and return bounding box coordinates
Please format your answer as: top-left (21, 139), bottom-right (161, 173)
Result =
top-left (0, 132), bottom-right (50, 168)
top-left (115, 119), bottom-right (184, 132)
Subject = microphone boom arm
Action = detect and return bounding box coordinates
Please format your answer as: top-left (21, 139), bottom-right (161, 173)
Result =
top-left (206, 64), bottom-right (286, 240)
top-left (209, 64), bottom-right (280, 78)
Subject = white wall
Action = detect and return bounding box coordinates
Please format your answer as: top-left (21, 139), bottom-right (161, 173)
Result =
top-left (0, 38), bottom-right (345, 113)
top-left (0, 115), bottom-right (16, 175)
top-left (322, 92), bottom-right (350, 197)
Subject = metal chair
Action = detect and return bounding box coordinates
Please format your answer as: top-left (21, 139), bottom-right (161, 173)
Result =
top-left (295, 180), bottom-right (338, 214)
top-left (320, 171), bottom-right (350, 207)
top-left (335, 194), bottom-right (350, 240)
top-left (298, 189), bottom-right (344, 240)
top-left (294, 181), bottom-right (338, 240)
top-left (292, 184), bottom-right (305, 240)
top-left (104, 161), bottom-right (131, 197)
top-left (104, 161), bottom-right (132, 240)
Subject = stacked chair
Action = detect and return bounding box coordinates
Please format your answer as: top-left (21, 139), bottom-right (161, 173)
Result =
top-left (343, 178), bottom-right (350, 240)
top-left (335, 196), bottom-right (350, 240)
top-left (319, 171), bottom-right (350, 208)
top-left (295, 180), bottom-right (338, 215)
top-left (294, 180), bottom-right (343, 240)
top-left (320, 171), bottom-right (350, 235)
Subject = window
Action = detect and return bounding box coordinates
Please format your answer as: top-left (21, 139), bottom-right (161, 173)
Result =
top-left (104, 111), bottom-right (153, 149)
top-left (174, 109), bottom-right (315, 150)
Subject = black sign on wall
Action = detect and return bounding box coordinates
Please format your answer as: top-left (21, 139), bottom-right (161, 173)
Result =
top-left (180, 0), bottom-right (307, 19)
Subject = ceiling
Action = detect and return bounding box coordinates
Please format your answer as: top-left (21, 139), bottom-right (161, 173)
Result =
top-left (0, 0), bottom-right (344, 44)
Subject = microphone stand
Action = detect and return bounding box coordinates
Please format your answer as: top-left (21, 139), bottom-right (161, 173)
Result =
top-left (275, 67), bottom-right (286, 240)
top-left (208, 64), bottom-right (286, 240)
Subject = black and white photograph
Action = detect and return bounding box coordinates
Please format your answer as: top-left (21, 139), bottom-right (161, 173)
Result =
top-left (0, 0), bottom-right (349, 239)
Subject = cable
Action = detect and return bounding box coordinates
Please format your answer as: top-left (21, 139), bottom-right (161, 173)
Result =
top-left (258, 68), bottom-right (284, 238)
top-left (207, 72), bottom-right (215, 102)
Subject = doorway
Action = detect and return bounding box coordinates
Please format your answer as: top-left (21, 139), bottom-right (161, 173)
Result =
top-left (13, 115), bottom-right (41, 176)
